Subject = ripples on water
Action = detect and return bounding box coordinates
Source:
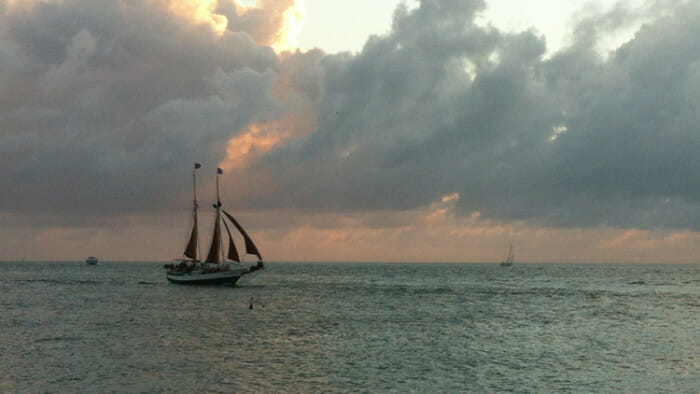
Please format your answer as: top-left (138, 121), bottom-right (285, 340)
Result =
top-left (1, 262), bottom-right (698, 392)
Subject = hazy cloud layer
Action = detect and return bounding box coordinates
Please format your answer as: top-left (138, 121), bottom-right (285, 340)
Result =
top-left (1, 0), bottom-right (700, 233)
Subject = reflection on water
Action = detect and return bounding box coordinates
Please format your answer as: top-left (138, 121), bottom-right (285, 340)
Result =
top-left (1, 262), bottom-right (698, 392)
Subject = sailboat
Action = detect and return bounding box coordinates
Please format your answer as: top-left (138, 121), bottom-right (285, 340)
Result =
top-left (500, 244), bottom-right (514, 267)
top-left (164, 164), bottom-right (264, 285)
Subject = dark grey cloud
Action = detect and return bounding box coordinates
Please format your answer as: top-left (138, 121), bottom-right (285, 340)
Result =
top-left (2, 0), bottom-right (700, 233)
top-left (0, 0), bottom-right (296, 218)
top-left (241, 0), bottom-right (700, 230)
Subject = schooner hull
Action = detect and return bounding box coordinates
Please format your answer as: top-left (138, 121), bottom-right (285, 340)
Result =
top-left (166, 269), bottom-right (246, 285)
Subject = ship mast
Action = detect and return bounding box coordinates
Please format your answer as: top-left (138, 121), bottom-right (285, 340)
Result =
top-left (193, 163), bottom-right (201, 260)
top-left (183, 163), bottom-right (201, 261)
top-left (205, 167), bottom-right (224, 263)
top-left (216, 167), bottom-right (223, 262)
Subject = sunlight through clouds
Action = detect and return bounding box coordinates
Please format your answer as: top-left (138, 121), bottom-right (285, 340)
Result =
top-left (159, 0), bottom-right (304, 51)
top-left (270, 0), bottom-right (304, 53)
top-left (167, 0), bottom-right (229, 34)
top-left (221, 121), bottom-right (293, 170)
top-left (227, 0), bottom-right (305, 52)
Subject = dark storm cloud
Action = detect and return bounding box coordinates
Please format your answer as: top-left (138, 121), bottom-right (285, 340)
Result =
top-left (245, 0), bottom-right (700, 230)
top-left (0, 0), bottom-right (292, 217)
top-left (2, 0), bottom-right (700, 232)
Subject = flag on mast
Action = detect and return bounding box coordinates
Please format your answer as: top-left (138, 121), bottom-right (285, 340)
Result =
top-left (194, 163), bottom-right (201, 169)
top-left (217, 167), bottom-right (223, 174)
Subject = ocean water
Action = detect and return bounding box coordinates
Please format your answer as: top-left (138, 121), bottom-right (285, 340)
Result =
top-left (1, 262), bottom-right (698, 393)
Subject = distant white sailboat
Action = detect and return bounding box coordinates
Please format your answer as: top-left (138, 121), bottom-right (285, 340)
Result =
top-left (500, 244), bottom-right (514, 267)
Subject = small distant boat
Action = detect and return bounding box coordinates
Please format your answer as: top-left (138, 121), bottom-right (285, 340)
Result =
top-left (163, 163), bottom-right (264, 285)
top-left (500, 244), bottom-right (514, 267)
top-left (86, 256), bottom-right (98, 265)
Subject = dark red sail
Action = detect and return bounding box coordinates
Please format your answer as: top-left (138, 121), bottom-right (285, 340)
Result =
top-left (222, 219), bottom-right (240, 262)
top-left (183, 212), bottom-right (198, 260)
top-left (222, 210), bottom-right (263, 263)
top-left (205, 212), bottom-right (222, 263)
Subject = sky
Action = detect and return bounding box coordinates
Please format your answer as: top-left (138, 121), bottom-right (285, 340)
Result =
top-left (1, 0), bottom-right (700, 263)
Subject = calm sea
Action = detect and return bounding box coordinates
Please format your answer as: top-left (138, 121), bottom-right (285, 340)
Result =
top-left (1, 262), bottom-right (698, 393)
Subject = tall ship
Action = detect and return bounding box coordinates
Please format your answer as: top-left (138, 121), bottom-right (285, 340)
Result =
top-left (164, 163), bottom-right (264, 285)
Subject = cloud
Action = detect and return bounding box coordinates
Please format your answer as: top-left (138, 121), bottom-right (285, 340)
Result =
top-left (1, 0), bottom-right (700, 239)
top-left (0, 0), bottom-right (295, 218)
top-left (218, 0), bottom-right (302, 51)
top-left (238, 0), bottom-right (700, 231)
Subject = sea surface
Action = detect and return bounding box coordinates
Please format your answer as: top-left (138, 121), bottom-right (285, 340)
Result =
top-left (1, 262), bottom-right (698, 393)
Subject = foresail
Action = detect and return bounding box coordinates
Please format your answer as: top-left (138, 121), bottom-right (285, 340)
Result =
top-left (222, 210), bottom-right (262, 262)
top-left (222, 219), bottom-right (240, 262)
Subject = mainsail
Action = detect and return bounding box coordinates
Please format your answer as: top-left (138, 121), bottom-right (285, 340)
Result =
top-left (205, 211), bottom-right (223, 263)
top-left (501, 244), bottom-right (514, 266)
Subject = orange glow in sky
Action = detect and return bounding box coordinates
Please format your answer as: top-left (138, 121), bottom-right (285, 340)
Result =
top-left (221, 121), bottom-right (293, 170)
